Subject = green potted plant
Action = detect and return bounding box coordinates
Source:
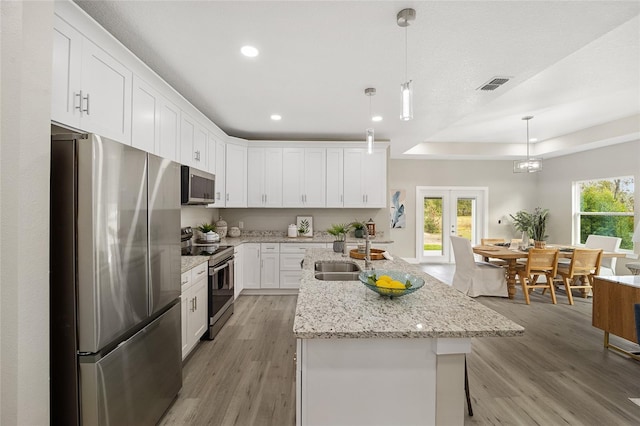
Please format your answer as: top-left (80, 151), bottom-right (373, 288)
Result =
top-left (327, 223), bottom-right (351, 253)
top-left (352, 221), bottom-right (366, 238)
top-left (509, 208), bottom-right (549, 247)
top-left (197, 222), bottom-right (216, 241)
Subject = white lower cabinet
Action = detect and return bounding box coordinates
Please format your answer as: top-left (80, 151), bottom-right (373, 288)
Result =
top-left (260, 243), bottom-right (280, 288)
top-left (280, 243), bottom-right (326, 289)
top-left (233, 245), bottom-right (243, 298)
top-left (181, 262), bottom-right (208, 360)
top-left (243, 243), bottom-right (261, 289)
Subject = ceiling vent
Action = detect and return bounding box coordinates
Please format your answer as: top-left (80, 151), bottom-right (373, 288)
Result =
top-left (477, 77), bottom-right (511, 91)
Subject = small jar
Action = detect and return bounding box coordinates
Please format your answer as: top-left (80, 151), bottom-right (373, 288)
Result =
top-left (228, 226), bottom-right (241, 238)
top-left (216, 217), bottom-right (228, 238)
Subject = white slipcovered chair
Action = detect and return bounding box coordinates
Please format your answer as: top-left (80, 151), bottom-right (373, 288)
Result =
top-left (450, 235), bottom-right (508, 297)
top-left (558, 235), bottom-right (621, 275)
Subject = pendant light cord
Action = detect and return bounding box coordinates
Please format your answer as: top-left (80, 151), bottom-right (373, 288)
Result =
top-left (526, 119), bottom-right (530, 160)
top-left (405, 25), bottom-right (408, 82)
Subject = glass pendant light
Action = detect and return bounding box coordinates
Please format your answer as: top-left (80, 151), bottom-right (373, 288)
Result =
top-left (365, 88), bottom-right (376, 154)
top-left (513, 116), bottom-right (543, 173)
top-left (397, 8), bottom-right (416, 121)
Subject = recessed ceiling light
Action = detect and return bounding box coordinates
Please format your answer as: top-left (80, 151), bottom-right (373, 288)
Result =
top-left (241, 45), bottom-right (259, 57)
top-left (371, 115), bottom-right (383, 122)
top-left (270, 114), bottom-right (282, 121)
top-left (529, 138), bottom-right (538, 142)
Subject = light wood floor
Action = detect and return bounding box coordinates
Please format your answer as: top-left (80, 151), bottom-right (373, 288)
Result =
top-left (160, 267), bottom-right (640, 425)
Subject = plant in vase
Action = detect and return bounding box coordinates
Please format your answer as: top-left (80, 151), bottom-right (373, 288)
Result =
top-left (327, 223), bottom-right (351, 253)
top-left (509, 208), bottom-right (549, 247)
top-left (352, 221), bottom-right (366, 238)
top-left (197, 222), bottom-right (216, 241)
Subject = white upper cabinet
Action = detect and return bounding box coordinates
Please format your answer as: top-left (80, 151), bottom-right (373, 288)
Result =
top-left (225, 143), bottom-right (247, 207)
top-left (343, 148), bottom-right (387, 208)
top-left (326, 148), bottom-right (344, 207)
top-left (157, 96), bottom-right (180, 162)
top-left (180, 112), bottom-right (208, 170)
top-left (131, 75), bottom-right (159, 154)
top-left (282, 148), bottom-right (326, 208)
top-left (52, 15), bottom-right (132, 144)
top-left (248, 147), bottom-right (283, 207)
top-left (214, 139), bottom-right (226, 206)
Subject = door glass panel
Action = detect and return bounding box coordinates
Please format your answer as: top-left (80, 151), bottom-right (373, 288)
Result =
top-left (456, 198), bottom-right (475, 242)
top-left (423, 197), bottom-right (443, 257)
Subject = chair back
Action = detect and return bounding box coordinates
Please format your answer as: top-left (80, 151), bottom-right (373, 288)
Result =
top-left (525, 248), bottom-right (559, 276)
top-left (450, 236), bottom-right (476, 270)
top-left (568, 248), bottom-right (603, 277)
top-left (481, 238), bottom-right (505, 246)
top-left (585, 235), bottom-right (621, 272)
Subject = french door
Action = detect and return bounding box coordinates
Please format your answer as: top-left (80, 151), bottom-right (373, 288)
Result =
top-left (415, 187), bottom-right (487, 263)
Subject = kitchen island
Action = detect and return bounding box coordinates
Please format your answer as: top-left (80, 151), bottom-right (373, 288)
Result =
top-left (293, 249), bottom-right (524, 426)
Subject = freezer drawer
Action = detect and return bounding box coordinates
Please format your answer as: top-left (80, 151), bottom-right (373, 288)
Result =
top-left (80, 302), bottom-right (182, 426)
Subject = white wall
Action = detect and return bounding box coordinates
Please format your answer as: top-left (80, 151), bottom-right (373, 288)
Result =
top-left (388, 159), bottom-right (538, 258)
top-left (0, 1), bottom-right (53, 424)
top-left (181, 206), bottom-right (219, 230)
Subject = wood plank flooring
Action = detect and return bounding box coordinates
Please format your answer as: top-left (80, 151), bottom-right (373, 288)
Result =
top-left (160, 267), bottom-right (640, 425)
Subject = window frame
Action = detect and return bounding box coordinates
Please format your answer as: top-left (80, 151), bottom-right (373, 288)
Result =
top-left (572, 175), bottom-right (635, 253)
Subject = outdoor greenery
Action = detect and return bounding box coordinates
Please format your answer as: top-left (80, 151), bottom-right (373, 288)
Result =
top-left (579, 177), bottom-right (634, 249)
top-left (423, 198), bottom-right (472, 252)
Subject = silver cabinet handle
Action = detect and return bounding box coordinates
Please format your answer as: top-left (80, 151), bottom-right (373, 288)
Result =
top-left (196, 269), bottom-right (206, 275)
top-left (216, 192), bottom-right (221, 200)
top-left (181, 278), bottom-right (188, 285)
top-left (194, 296), bottom-right (197, 311)
top-left (74, 91), bottom-right (82, 112)
top-left (226, 193), bottom-right (229, 201)
top-left (82, 93), bottom-right (90, 115)
top-left (301, 194), bottom-right (304, 203)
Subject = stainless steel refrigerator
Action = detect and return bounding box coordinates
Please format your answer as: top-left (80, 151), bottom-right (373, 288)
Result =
top-left (50, 133), bottom-right (182, 425)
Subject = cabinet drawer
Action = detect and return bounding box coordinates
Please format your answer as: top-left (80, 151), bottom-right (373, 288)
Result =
top-left (180, 271), bottom-right (191, 291)
top-left (191, 262), bottom-right (208, 282)
top-left (261, 243), bottom-right (280, 253)
top-left (280, 270), bottom-right (302, 289)
top-left (280, 253), bottom-right (305, 270)
top-left (280, 243), bottom-right (326, 253)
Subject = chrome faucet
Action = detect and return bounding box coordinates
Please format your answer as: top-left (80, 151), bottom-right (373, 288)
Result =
top-left (349, 222), bottom-right (372, 270)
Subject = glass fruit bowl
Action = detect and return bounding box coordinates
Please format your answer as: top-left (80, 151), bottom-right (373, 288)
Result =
top-left (358, 270), bottom-right (425, 298)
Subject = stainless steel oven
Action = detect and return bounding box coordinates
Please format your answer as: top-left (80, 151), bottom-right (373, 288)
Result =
top-left (204, 246), bottom-right (234, 340)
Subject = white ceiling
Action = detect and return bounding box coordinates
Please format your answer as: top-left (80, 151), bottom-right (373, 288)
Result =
top-left (74, 1), bottom-right (640, 159)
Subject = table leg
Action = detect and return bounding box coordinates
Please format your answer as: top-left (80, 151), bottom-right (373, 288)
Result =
top-left (506, 259), bottom-right (517, 299)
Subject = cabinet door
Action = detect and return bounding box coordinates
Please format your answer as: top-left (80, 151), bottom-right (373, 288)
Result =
top-left (131, 75), bottom-right (159, 153)
top-left (225, 144), bottom-right (247, 207)
top-left (282, 148), bottom-right (304, 207)
top-left (233, 246), bottom-right (243, 298)
top-left (243, 244), bottom-right (261, 289)
top-left (326, 148), bottom-right (344, 207)
top-left (280, 270), bottom-right (302, 289)
top-left (180, 291), bottom-right (189, 359)
top-left (362, 149), bottom-right (387, 207)
top-left (261, 253), bottom-right (280, 289)
top-left (158, 96), bottom-right (180, 162)
top-left (52, 15), bottom-right (82, 127)
top-left (180, 112), bottom-right (207, 169)
top-left (264, 148), bottom-right (283, 207)
top-left (189, 278), bottom-right (208, 344)
top-left (343, 149), bottom-right (365, 207)
top-left (303, 148), bottom-right (326, 207)
top-left (247, 148), bottom-right (265, 207)
top-left (80, 39), bottom-right (132, 144)
top-left (214, 140), bottom-right (226, 206)
top-left (207, 132), bottom-right (217, 175)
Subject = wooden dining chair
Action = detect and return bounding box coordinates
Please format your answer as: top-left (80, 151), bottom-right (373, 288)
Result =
top-left (515, 248), bottom-right (559, 305)
top-left (556, 248), bottom-right (603, 305)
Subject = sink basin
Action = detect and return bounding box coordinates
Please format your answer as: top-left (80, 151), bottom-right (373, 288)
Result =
top-left (314, 261), bottom-right (361, 273)
top-left (314, 272), bottom-right (360, 281)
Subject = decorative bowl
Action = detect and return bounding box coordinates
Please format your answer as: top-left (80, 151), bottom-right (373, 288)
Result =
top-left (358, 270), bottom-right (425, 298)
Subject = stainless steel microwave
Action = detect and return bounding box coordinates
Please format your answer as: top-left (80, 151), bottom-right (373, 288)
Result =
top-left (181, 166), bottom-right (215, 205)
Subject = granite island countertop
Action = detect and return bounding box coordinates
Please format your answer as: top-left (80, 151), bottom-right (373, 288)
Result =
top-left (293, 249), bottom-right (524, 339)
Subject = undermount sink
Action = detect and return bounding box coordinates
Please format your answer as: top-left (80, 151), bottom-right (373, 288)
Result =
top-left (314, 272), bottom-right (360, 281)
top-left (314, 261), bottom-right (361, 273)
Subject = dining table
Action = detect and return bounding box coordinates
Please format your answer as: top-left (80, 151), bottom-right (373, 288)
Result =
top-left (472, 244), bottom-right (626, 299)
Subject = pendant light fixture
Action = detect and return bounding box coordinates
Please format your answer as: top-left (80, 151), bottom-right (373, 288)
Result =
top-left (365, 88), bottom-right (376, 154)
top-left (513, 116), bottom-right (543, 173)
top-left (397, 8), bottom-right (416, 121)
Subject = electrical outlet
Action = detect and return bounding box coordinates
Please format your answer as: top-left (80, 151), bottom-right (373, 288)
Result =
top-left (238, 221), bottom-right (244, 229)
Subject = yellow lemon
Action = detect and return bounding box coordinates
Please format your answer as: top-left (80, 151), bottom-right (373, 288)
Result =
top-left (375, 279), bottom-right (387, 287)
top-left (378, 275), bottom-right (393, 282)
top-left (387, 280), bottom-right (407, 289)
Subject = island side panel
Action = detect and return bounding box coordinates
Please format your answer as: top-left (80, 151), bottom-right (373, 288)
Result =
top-left (298, 338), bottom-right (437, 426)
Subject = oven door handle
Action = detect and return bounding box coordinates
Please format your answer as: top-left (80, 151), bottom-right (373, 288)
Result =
top-left (212, 261), bottom-right (232, 274)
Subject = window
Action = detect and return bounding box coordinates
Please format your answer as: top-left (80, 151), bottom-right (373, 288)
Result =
top-left (573, 176), bottom-right (635, 250)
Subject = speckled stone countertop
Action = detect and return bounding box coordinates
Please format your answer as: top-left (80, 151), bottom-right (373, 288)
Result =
top-left (181, 232), bottom-right (394, 274)
top-left (293, 249), bottom-right (524, 339)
